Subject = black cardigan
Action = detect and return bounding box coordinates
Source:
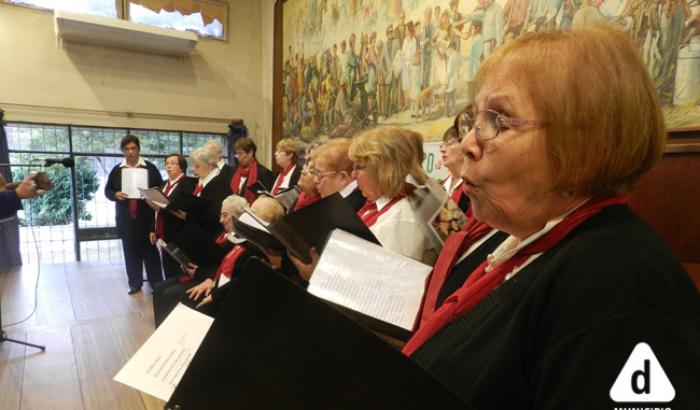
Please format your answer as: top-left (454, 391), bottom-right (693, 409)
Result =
top-left (104, 160), bottom-right (163, 239)
top-left (411, 205), bottom-right (700, 409)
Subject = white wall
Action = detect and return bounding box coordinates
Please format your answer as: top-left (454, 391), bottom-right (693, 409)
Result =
top-left (0, 1), bottom-right (275, 165)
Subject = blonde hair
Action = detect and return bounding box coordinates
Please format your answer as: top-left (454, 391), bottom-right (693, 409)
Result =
top-left (250, 196), bottom-right (285, 224)
top-left (475, 24), bottom-right (666, 196)
top-left (276, 138), bottom-right (301, 160)
top-left (349, 127), bottom-right (427, 198)
top-left (314, 138), bottom-right (353, 173)
top-left (397, 128), bottom-right (429, 183)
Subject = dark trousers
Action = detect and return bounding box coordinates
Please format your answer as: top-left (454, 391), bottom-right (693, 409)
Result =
top-left (161, 250), bottom-right (183, 280)
top-left (152, 277), bottom-right (200, 327)
top-left (121, 236), bottom-right (162, 291)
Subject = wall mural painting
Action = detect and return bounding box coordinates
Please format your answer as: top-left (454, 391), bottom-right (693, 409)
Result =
top-left (282, 0), bottom-right (700, 147)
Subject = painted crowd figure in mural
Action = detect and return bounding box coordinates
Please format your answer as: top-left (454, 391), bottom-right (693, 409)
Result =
top-left (283, 0), bottom-right (700, 142)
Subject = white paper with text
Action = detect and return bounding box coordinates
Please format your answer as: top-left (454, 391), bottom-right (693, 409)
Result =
top-left (114, 303), bottom-right (214, 401)
top-left (308, 229), bottom-right (432, 330)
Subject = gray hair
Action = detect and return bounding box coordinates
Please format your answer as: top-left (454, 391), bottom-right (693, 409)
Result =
top-left (190, 147), bottom-right (218, 167)
top-left (221, 195), bottom-right (248, 219)
top-left (203, 140), bottom-right (223, 157)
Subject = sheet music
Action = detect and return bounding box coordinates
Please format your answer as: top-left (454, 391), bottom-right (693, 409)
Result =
top-left (121, 168), bottom-right (148, 199)
top-left (139, 187), bottom-right (169, 208)
top-left (308, 229), bottom-right (432, 330)
top-left (114, 303), bottom-right (214, 401)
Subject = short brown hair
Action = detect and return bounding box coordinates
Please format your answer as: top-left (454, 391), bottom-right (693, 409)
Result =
top-left (475, 24), bottom-right (665, 196)
top-left (234, 137), bottom-right (257, 156)
top-left (165, 154), bottom-right (187, 173)
top-left (276, 138), bottom-right (300, 160)
top-left (349, 127), bottom-right (427, 198)
top-left (314, 138), bottom-right (353, 173)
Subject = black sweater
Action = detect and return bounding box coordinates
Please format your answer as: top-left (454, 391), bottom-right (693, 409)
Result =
top-left (411, 205), bottom-right (700, 409)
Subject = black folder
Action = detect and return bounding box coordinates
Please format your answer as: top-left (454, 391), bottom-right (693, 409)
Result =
top-left (167, 258), bottom-right (472, 410)
top-left (267, 193), bottom-right (380, 264)
top-left (169, 222), bottom-right (225, 268)
top-left (166, 194), bottom-right (210, 213)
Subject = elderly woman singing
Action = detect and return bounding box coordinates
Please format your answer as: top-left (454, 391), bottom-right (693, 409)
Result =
top-left (403, 24), bottom-right (700, 408)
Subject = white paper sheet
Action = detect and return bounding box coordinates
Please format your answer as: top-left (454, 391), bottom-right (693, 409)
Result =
top-left (308, 229), bottom-right (432, 330)
top-left (114, 303), bottom-right (214, 401)
top-left (121, 168), bottom-right (148, 199)
top-left (139, 187), bottom-right (169, 208)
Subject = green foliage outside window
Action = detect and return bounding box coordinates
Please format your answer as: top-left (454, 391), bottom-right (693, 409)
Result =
top-left (14, 159), bottom-right (99, 226)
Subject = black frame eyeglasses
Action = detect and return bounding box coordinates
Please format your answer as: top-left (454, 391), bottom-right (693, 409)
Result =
top-left (458, 110), bottom-right (542, 141)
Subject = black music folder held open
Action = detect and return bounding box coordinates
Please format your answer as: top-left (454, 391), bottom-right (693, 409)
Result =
top-left (166, 257), bottom-right (472, 410)
top-left (267, 193), bottom-right (380, 264)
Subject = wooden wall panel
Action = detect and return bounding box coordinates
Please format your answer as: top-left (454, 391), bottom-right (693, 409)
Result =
top-left (628, 138), bottom-right (700, 289)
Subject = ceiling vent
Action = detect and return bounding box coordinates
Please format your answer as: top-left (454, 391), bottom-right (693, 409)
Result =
top-left (54, 11), bottom-right (198, 56)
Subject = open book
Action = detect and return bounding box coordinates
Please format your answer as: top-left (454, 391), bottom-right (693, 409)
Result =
top-left (409, 178), bottom-right (467, 251)
top-left (260, 193), bottom-right (379, 264)
top-left (165, 257), bottom-right (472, 409)
top-left (308, 229), bottom-right (432, 335)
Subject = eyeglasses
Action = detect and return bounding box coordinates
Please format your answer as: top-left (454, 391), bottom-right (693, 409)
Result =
top-left (235, 151), bottom-right (250, 158)
top-left (308, 168), bottom-right (338, 179)
top-left (352, 163), bottom-right (368, 172)
top-left (458, 110), bottom-right (542, 141)
top-left (440, 139), bottom-right (460, 149)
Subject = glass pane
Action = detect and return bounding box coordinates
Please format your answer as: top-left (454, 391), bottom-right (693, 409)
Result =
top-left (10, 152), bottom-right (76, 264)
top-left (80, 239), bottom-right (123, 262)
top-left (5, 123), bottom-right (69, 153)
top-left (128, 1), bottom-right (225, 39)
top-left (6, 0), bottom-right (118, 18)
top-left (130, 129), bottom-right (180, 157)
top-left (182, 132), bottom-right (227, 158)
top-left (72, 126), bottom-right (127, 155)
top-left (74, 155), bottom-right (117, 229)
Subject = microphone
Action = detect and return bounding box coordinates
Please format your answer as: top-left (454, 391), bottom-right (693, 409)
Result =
top-left (42, 157), bottom-right (74, 168)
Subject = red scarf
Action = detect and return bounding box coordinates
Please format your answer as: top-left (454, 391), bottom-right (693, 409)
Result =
top-left (231, 159), bottom-right (259, 205)
top-left (357, 197), bottom-right (403, 227)
top-left (403, 195), bottom-right (628, 356)
top-left (215, 232), bottom-right (228, 246)
top-left (293, 192), bottom-right (321, 212)
top-left (193, 182), bottom-right (203, 197)
top-left (415, 214), bottom-right (493, 328)
top-left (213, 245), bottom-right (247, 282)
top-left (272, 164), bottom-right (295, 195)
top-left (155, 174), bottom-right (184, 239)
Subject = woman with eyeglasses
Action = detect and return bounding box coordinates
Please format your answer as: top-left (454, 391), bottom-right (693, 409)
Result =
top-left (312, 138), bottom-right (365, 211)
top-left (272, 138), bottom-right (302, 195)
top-left (349, 127), bottom-right (435, 264)
top-left (439, 113), bottom-right (471, 213)
top-left (230, 137), bottom-right (273, 205)
top-left (289, 145), bottom-right (321, 213)
top-left (401, 25), bottom-right (700, 408)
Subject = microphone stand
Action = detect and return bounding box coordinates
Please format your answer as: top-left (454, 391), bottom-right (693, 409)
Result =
top-left (0, 161), bottom-right (47, 351)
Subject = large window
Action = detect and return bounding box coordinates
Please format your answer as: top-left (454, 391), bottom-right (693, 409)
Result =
top-left (128, 0), bottom-right (226, 39)
top-left (3, 0), bottom-right (227, 40)
top-left (5, 122), bottom-right (228, 264)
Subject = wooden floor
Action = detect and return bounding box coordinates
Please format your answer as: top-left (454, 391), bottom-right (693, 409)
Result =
top-left (0, 261), bottom-right (165, 410)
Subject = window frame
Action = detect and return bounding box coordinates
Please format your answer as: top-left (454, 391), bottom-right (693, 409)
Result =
top-left (1, 0), bottom-right (228, 41)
